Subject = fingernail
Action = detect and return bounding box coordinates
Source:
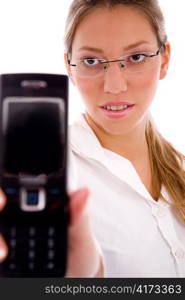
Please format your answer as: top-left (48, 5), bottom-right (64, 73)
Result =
top-left (0, 196), bottom-right (5, 209)
top-left (0, 193), bottom-right (5, 202)
top-left (0, 248), bottom-right (6, 260)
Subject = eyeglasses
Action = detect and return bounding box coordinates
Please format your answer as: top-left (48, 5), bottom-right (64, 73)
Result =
top-left (68, 44), bottom-right (165, 78)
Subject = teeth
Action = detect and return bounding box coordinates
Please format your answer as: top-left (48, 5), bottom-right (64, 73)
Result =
top-left (104, 105), bottom-right (128, 111)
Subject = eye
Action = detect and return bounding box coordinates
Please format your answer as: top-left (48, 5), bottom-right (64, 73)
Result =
top-left (82, 58), bottom-right (100, 66)
top-left (128, 54), bottom-right (147, 63)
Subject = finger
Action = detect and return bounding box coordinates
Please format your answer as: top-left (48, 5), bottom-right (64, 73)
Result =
top-left (0, 189), bottom-right (7, 211)
top-left (0, 235), bottom-right (8, 263)
top-left (66, 188), bottom-right (101, 277)
top-left (69, 187), bottom-right (89, 226)
top-left (0, 190), bottom-right (8, 262)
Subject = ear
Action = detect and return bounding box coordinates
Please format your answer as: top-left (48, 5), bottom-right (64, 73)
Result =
top-left (159, 42), bottom-right (171, 80)
top-left (64, 52), bottom-right (76, 85)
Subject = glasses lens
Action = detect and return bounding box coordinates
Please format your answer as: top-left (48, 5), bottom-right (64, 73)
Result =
top-left (80, 60), bottom-right (104, 77)
top-left (72, 60), bottom-right (104, 77)
top-left (123, 55), bottom-right (158, 73)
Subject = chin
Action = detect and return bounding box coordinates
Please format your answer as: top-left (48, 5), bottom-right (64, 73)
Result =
top-left (100, 121), bottom-right (134, 136)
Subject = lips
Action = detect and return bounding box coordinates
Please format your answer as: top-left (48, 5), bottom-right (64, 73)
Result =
top-left (99, 101), bottom-right (135, 119)
top-left (100, 101), bottom-right (134, 107)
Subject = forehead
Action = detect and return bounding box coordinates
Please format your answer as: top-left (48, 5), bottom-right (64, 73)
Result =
top-left (72, 5), bottom-right (158, 54)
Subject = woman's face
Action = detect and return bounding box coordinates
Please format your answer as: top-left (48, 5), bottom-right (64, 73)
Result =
top-left (65, 6), bottom-right (170, 136)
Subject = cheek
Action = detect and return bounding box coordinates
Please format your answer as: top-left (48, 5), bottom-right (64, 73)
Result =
top-left (73, 77), bottom-right (100, 107)
top-left (133, 67), bottom-right (160, 108)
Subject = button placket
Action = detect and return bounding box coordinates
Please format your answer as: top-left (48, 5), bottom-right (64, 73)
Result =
top-left (174, 249), bottom-right (185, 260)
top-left (151, 203), bottom-right (185, 276)
top-left (156, 207), bottom-right (166, 218)
top-left (151, 205), bottom-right (167, 219)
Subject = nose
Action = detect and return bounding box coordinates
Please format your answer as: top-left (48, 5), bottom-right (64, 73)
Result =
top-left (103, 63), bottom-right (128, 94)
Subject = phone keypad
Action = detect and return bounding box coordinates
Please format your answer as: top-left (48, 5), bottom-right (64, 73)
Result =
top-left (0, 225), bottom-right (66, 277)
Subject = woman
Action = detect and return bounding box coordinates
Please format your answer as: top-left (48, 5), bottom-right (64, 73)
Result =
top-left (65, 0), bottom-right (185, 277)
top-left (1, 0), bottom-right (185, 277)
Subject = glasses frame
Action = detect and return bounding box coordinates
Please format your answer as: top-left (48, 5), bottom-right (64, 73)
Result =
top-left (68, 43), bottom-right (166, 76)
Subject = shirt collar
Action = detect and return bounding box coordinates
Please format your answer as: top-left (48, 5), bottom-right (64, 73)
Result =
top-left (69, 114), bottom-right (106, 163)
top-left (69, 114), bottom-right (171, 204)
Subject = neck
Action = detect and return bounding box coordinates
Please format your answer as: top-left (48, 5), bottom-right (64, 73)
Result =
top-left (84, 113), bottom-right (149, 163)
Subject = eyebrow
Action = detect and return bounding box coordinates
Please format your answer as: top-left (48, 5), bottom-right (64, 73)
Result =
top-left (78, 41), bottom-right (152, 53)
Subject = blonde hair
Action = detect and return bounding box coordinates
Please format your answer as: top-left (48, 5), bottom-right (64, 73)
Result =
top-left (64, 0), bottom-right (185, 222)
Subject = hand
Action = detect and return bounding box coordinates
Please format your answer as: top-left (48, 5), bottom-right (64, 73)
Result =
top-left (0, 190), bottom-right (8, 261)
top-left (66, 187), bottom-right (103, 277)
top-left (0, 188), bottom-right (102, 277)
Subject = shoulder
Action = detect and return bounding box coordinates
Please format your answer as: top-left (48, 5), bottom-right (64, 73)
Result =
top-left (68, 114), bottom-right (92, 152)
top-left (67, 114), bottom-right (96, 192)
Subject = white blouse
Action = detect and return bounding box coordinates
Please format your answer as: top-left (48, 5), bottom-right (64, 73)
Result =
top-left (68, 114), bottom-right (185, 278)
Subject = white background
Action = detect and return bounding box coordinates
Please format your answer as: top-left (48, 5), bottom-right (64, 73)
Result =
top-left (0, 0), bottom-right (184, 153)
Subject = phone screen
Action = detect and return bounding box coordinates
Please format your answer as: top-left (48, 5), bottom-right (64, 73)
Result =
top-left (2, 97), bottom-right (65, 176)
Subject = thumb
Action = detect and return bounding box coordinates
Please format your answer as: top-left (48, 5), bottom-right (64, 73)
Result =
top-left (0, 236), bottom-right (8, 262)
top-left (69, 187), bottom-right (89, 227)
top-left (0, 189), bottom-right (7, 211)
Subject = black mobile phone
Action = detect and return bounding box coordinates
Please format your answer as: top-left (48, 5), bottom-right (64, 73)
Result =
top-left (0, 73), bottom-right (69, 277)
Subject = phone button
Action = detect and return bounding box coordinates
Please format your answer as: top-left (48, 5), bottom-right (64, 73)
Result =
top-left (48, 239), bottom-right (55, 248)
top-left (48, 250), bottom-right (55, 259)
top-left (28, 262), bottom-right (35, 270)
top-left (48, 188), bottom-right (61, 195)
top-left (10, 227), bottom-right (16, 237)
top-left (29, 239), bottom-right (36, 248)
top-left (9, 263), bottom-right (16, 270)
top-left (28, 250), bottom-right (35, 259)
top-left (9, 250), bottom-right (16, 259)
top-left (9, 239), bottom-right (16, 248)
top-left (29, 227), bottom-right (36, 237)
top-left (46, 262), bottom-right (55, 270)
top-left (48, 227), bottom-right (55, 236)
top-left (20, 188), bottom-right (46, 211)
top-left (27, 191), bottom-right (39, 205)
top-left (5, 188), bottom-right (17, 195)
